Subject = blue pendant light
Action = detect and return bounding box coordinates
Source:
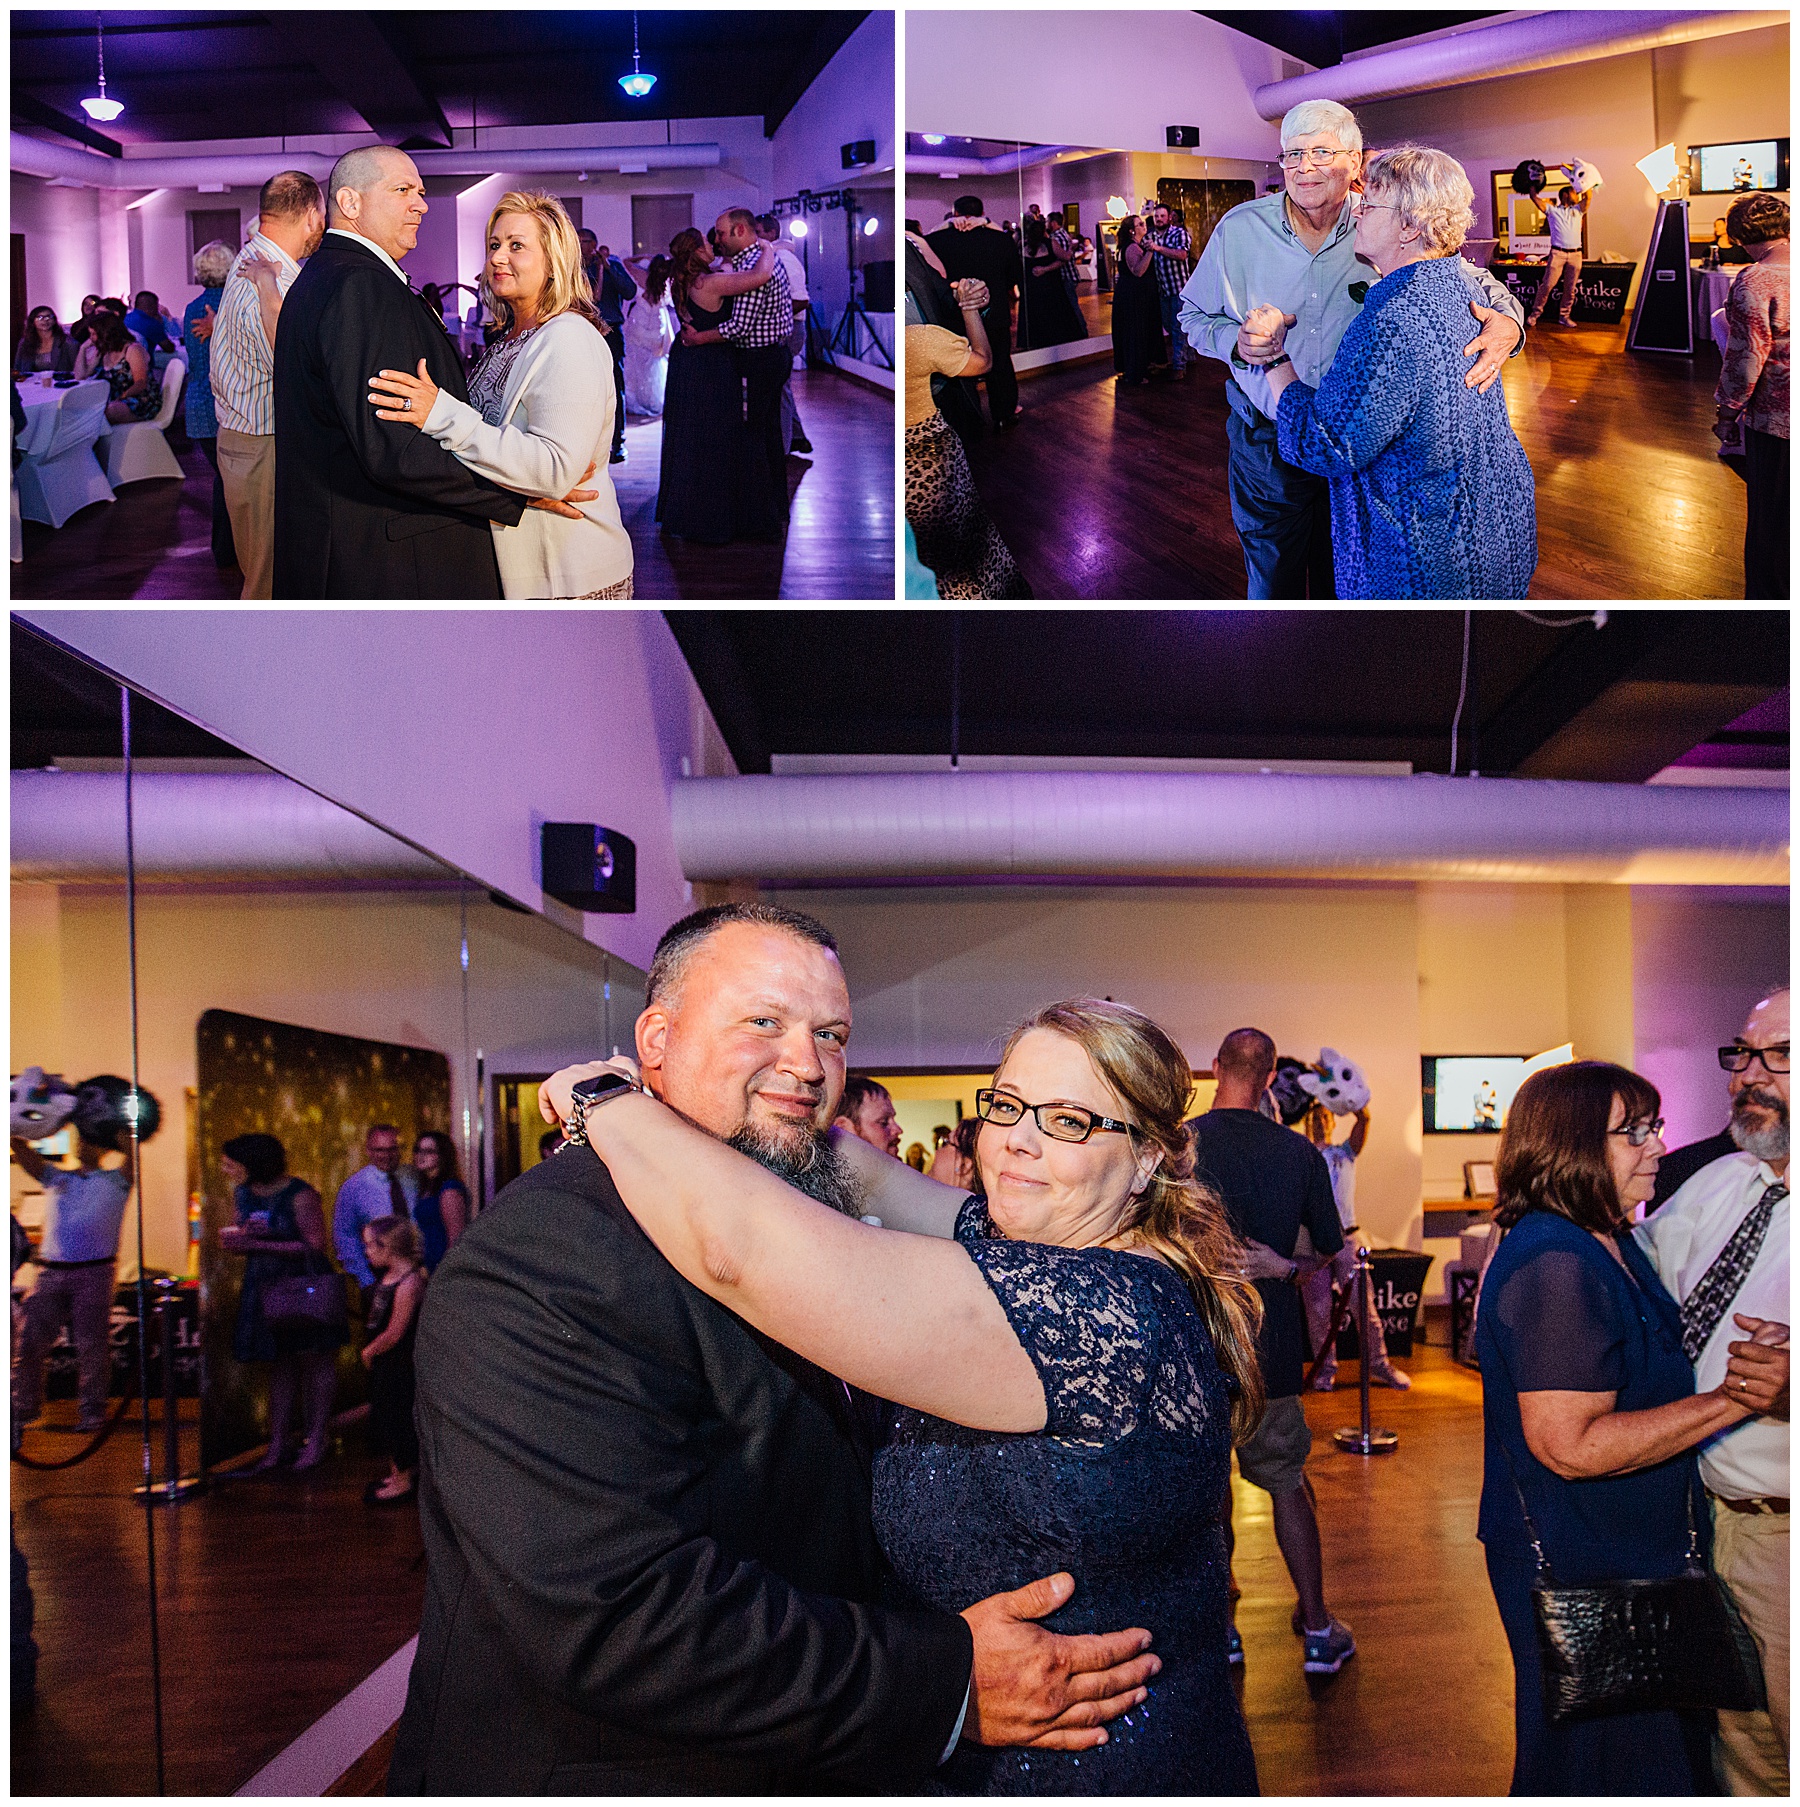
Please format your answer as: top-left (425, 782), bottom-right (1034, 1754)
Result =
top-left (618, 13), bottom-right (657, 99)
top-left (80, 14), bottom-right (124, 122)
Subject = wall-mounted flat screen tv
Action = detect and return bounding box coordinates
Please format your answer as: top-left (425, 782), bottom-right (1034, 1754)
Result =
top-left (1690, 139), bottom-right (1789, 194)
top-left (1423, 1045), bottom-right (1576, 1133)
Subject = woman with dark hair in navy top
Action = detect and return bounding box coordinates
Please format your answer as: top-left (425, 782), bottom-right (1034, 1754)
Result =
top-left (411, 1131), bottom-right (470, 1271)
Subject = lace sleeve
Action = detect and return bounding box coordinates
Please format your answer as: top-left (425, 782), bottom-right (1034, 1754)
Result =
top-left (956, 1225), bottom-right (1159, 1448)
top-left (1486, 1244), bottom-right (1629, 1394)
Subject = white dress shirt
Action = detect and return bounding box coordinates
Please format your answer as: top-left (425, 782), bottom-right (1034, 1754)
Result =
top-left (325, 227), bottom-right (410, 286)
top-left (1636, 1150), bottom-right (1789, 1500)
top-left (210, 232), bottom-right (302, 436)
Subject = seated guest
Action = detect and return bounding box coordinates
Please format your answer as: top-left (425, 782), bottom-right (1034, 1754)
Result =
top-left (359, 1214), bottom-right (425, 1506)
top-left (67, 294), bottom-right (104, 349)
top-left (123, 290), bottom-right (174, 357)
top-left (365, 189), bottom-right (631, 600)
top-left (1714, 193), bottom-right (1789, 600)
top-left (183, 240), bottom-right (239, 572)
top-left (1475, 1060), bottom-right (1786, 1795)
top-left (410, 1131), bottom-right (470, 1271)
top-left (1255, 145), bottom-right (1537, 599)
top-left (1110, 216), bottom-right (1166, 386)
top-left (906, 276), bottom-right (1032, 598)
top-left (14, 307), bottom-right (75, 377)
top-left (73, 309), bottom-right (161, 424)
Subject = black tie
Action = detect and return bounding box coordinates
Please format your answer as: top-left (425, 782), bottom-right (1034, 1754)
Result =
top-left (389, 1173), bottom-right (410, 1220)
top-left (1679, 1180), bottom-right (1786, 1362)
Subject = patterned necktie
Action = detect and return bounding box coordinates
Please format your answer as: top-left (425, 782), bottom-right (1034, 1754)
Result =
top-left (1679, 1179), bottom-right (1786, 1362)
top-left (389, 1172), bottom-right (410, 1220)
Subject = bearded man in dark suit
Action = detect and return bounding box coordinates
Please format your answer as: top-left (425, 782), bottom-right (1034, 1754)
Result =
top-left (387, 901), bottom-right (1157, 1794)
top-left (272, 145), bottom-right (586, 599)
top-left (928, 195), bottom-right (1025, 429)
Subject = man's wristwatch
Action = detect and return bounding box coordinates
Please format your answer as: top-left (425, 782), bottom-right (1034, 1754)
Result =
top-left (1265, 352), bottom-right (1292, 370)
top-left (561, 1071), bottom-right (642, 1149)
top-left (1285, 1260), bottom-right (1300, 1285)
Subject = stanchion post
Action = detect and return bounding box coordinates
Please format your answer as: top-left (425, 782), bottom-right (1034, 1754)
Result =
top-left (135, 1278), bottom-right (201, 1504)
top-left (1334, 1247), bottom-right (1398, 1456)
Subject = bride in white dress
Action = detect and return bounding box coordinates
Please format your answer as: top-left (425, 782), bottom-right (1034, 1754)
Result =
top-left (623, 255), bottom-right (676, 417)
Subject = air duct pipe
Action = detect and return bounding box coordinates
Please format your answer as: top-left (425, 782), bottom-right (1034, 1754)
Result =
top-left (10, 133), bottom-right (724, 190)
top-left (670, 771), bottom-right (1789, 887)
top-left (11, 771), bottom-right (448, 881)
top-left (908, 145), bottom-right (1097, 179)
top-left (1253, 10), bottom-right (1773, 118)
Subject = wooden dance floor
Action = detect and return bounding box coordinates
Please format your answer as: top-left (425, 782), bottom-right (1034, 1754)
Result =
top-left (13, 1333), bottom-right (1514, 1796)
top-left (10, 368), bottom-right (892, 602)
top-left (970, 298), bottom-right (1747, 600)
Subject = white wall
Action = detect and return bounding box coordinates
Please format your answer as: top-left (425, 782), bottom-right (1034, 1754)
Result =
top-left (13, 610), bottom-right (735, 974)
top-left (770, 11), bottom-right (895, 331)
top-left (1359, 21), bottom-right (1789, 303)
top-left (908, 12), bottom-right (1293, 162)
top-left (11, 174), bottom-right (105, 322)
top-left (1631, 886), bottom-right (1789, 1150)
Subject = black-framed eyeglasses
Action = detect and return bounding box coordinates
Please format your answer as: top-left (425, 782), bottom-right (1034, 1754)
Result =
top-left (1608, 1117), bottom-right (1666, 1147)
top-left (1279, 147), bottom-right (1348, 169)
top-left (1719, 1043), bottom-right (1791, 1075)
top-left (974, 1088), bottom-right (1134, 1145)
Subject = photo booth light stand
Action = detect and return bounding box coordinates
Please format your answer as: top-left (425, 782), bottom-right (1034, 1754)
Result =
top-left (777, 188), bottom-right (893, 373)
top-left (1333, 1248), bottom-right (1399, 1456)
top-left (1627, 196), bottom-right (1694, 355)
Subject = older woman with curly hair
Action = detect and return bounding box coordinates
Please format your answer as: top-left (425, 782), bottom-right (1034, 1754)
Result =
top-left (543, 997), bottom-right (1266, 1794)
top-left (1249, 144), bottom-right (1538, 598)
top-left (1714, 192), bottom-right (1788, 598)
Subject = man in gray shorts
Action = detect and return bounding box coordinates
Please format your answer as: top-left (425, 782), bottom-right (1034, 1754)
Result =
top-left (1190, 1027), bottom-right (1357, 1675)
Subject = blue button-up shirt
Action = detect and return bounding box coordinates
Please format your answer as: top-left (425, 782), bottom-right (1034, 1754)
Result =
top-left (1178, 192), bottom-right (1523, 422)
top-left (332, 1162), bottom-right (418, 1286)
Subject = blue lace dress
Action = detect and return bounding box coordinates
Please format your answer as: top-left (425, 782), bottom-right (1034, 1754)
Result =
top-left (873, 1199), bottom-right (1257, 1795)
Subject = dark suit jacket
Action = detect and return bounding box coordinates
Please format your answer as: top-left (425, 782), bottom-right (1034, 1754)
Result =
top-left (386, 1152), bottom-right (972, 1795)
top-left (1647, 1126), bottom-right (1739, 1213)
top-left (592, 257), bottom-right (639, 329)
top-left (272, 233), bottom-right (525, 599)
top-left (905, 239), bottom-right (985, 447)
top-left (926, 224), bottom-right (1023, 353)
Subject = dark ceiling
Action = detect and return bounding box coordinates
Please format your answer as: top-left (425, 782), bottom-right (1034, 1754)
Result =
top-left (10, 10), bottom-right (868, 151)
top-left (16, 612), bottom-right (1789, 786)
top-left (1201, 11), bottom-right (1506, 70)
top-left (663, 610), bottom-right (1790, 783)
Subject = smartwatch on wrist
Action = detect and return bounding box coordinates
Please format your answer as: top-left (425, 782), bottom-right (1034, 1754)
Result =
top-left (561, 1071), bottom-right (641, 1149)
top-left (1266, 352), bottom-right (1292, 370)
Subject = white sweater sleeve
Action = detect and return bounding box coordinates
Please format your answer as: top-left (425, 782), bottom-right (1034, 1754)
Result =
top-left (418, 319), bottom-right (612, 501)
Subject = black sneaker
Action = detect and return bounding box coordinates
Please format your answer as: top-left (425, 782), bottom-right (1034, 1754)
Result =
top-left (790, 433), bottom-right (813, 454)
top-left (610, 448), bottom-right (628, 464)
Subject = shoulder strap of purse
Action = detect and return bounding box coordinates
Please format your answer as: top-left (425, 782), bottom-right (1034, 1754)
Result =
top-left (1495, 1436), bottom-right (1557, 1586)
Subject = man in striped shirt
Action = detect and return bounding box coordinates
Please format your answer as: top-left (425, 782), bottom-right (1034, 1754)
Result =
top-left (211, 169), bottom-right (325, 598)
top-left (714, 207), bottom-right (794, 530)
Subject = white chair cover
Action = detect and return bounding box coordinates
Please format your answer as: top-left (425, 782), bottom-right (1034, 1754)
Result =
top-left (101, 358), bottom-right (186, 486)
top-left (16, 382), bottom-right (114, 528)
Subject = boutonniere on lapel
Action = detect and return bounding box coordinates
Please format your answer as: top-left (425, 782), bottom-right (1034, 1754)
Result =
top-left (1348, 280), bottom-right (1370, 305)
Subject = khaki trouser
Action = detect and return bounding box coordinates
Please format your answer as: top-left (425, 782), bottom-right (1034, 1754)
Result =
top-left (216, 426), bottom-right (277, 599)
top-left (1711, 1498), bottom-right (1789, 1795)
top-left (1528, 249), bottom-right (1582, 324)
top-left (13, 1262), bottom-right (117, 1424)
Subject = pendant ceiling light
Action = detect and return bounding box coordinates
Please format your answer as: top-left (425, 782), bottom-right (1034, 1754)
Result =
top-left (618, 13), bottom-right (657, 99)
top-left (80, 14), bottom-right (124, 122)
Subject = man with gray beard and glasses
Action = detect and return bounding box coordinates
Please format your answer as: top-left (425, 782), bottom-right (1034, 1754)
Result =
top-left (389, 901), bottom-right (1157, 1794)
top-left (1638, 985), bottom-right (1791, 1798)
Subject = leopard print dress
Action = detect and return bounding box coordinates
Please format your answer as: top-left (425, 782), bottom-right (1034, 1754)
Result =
top-left (904, 411), bottom-right (1030, 600)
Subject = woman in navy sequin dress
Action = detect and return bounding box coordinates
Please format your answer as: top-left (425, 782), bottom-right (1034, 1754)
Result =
top-left (1254, 144), bottom-right (1537, 599)
top-left (554, 998), bottom-right (1264, 1795)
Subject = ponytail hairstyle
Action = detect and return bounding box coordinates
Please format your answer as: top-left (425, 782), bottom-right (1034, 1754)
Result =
top-left (991, 999), bottom-right (1266, 1443)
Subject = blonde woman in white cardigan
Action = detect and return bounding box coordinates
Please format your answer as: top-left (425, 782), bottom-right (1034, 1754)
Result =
top-left (367, 191), bottom-right (634, 599)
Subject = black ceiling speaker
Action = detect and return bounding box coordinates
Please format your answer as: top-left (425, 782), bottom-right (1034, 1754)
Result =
top-left (1167, 126), bottom-right (1200, 149)
top-left (541, 823), bottom-right (637, 913)
top-left (841, 139), bottom-right (877, 169)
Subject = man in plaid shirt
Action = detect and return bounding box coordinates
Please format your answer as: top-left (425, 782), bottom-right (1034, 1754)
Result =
top-left (1143, 203), bottom-right (1193, 375)
top-left (715, 207), bottom-right (794, 529)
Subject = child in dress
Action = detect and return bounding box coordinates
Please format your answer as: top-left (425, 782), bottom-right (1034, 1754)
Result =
top-left (359, 1215), bottom-right (425, 1505)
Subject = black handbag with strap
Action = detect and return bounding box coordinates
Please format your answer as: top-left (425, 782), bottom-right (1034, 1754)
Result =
top-left (1503, 1448), bottom-right (1767, 1724)
top-left (261, 1252), bottom-right (349, 1334)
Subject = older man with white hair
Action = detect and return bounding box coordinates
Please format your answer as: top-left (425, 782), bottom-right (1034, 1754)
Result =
top-left (1638, 985), bottom-right (1791, 1797)
top-left (1178, 99), bottom-right (1525, 598)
